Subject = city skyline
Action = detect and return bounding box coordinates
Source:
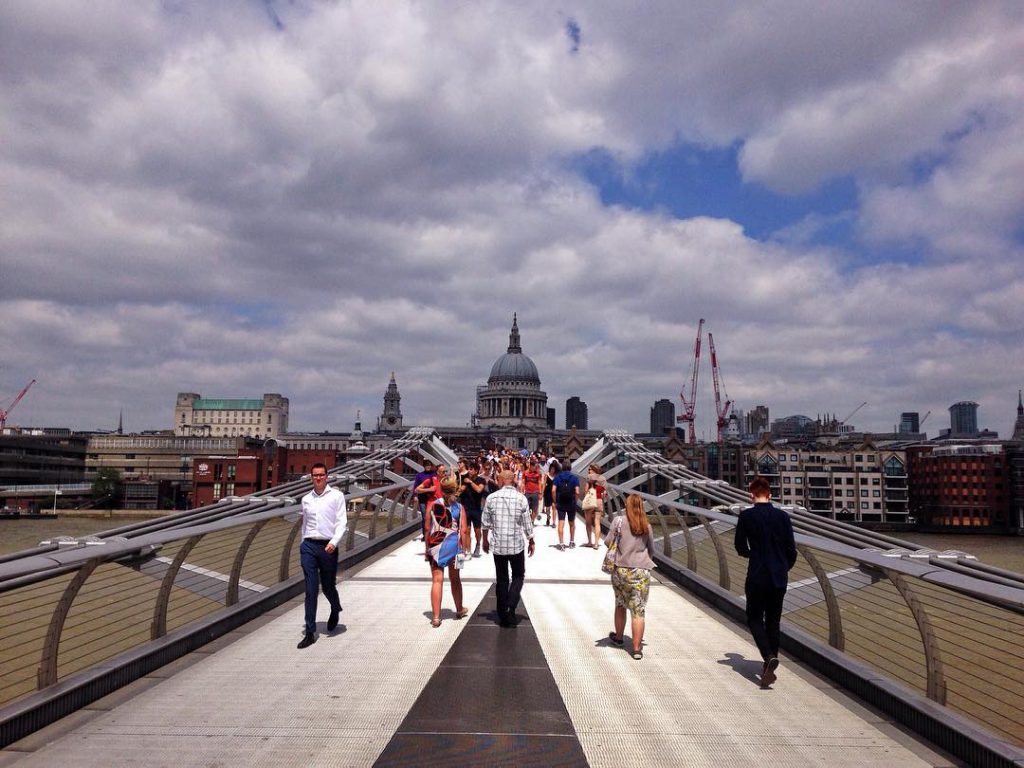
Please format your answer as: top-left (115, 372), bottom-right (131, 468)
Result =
top-left (2, 3), bottom-right (1022, 439)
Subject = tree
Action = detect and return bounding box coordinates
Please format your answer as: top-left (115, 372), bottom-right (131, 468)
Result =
top-left (91, 468), bottom-right (123, 507)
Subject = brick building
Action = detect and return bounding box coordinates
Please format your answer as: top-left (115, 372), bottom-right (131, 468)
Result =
top-left (907, 443), bottom-right (1011, 531)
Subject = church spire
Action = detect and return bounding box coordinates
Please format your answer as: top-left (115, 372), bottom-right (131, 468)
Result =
top-left (507, 313), bottom-right (522, 354)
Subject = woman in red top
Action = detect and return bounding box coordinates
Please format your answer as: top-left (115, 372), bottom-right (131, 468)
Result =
top-left (583, 463), bottom-right (607, 547)
top-left (522, 458), bottom-right (542, 522)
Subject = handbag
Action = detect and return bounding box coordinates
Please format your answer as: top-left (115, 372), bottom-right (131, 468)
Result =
top-left (582, 487), bottom-right (598, 510)
top-left (601, 518), bottom-right (620, 574)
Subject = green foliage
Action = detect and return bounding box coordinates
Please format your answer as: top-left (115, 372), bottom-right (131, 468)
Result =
top-left (91, 467), bottom-right (123, 506)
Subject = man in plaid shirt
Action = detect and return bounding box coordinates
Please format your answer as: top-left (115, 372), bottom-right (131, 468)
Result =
top-left (482, 469), bottom-right (535, 627)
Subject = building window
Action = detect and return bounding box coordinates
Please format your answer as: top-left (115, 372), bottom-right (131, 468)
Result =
top-left (861, 490), bottom-right (868, 497)
top-left (213, 483), bottom-right (222, 500)
top-left (226, 483), bottom-right (235, 496)
top-left (873, 490), bottom-right (880, 497)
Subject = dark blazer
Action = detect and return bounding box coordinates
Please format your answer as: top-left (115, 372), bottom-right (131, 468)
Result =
top-left (734, 502), bottom-right (797, 589)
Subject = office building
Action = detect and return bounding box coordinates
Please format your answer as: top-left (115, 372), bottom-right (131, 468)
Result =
top-left (948, 401), bottom-right (979, 438)
top-left (174, 393), bottom-right (289, 439)
top-left (566, 396), bottom-right (588, 430)
top-left (650, 398), bottom-right (675, 435)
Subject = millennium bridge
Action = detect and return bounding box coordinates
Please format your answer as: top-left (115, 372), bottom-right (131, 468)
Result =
top-left (1, 429), bottom-right (1022, 767)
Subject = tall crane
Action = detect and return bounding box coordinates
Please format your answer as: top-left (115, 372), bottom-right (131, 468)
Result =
top-left (707, 332), bottom-right (733, 442)
top-left (839, 401), bottom-right (868, 431)
top-left (0, 379), bottom-right (36, 430)
top-left (676, 318), bottom-right (704, 444)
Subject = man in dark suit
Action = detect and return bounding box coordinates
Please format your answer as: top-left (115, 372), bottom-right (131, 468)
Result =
top-left (734, 476), bottom-right (797, 688)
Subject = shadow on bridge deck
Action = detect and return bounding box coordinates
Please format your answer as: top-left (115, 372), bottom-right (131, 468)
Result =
top-left (0, 523), bottom-right (960, 768)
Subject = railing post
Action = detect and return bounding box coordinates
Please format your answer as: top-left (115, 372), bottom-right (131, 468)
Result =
top-left (883, 568), bottom-right (947, 704)
top-left (650, 502), bottom-right (673, 558)
top-left (367, 493), bottom-right (381, 541)
top-left (346, 501), bottom-right (365, 551)
top-left (152, 535), bottom-right (203, 639)
top-left (38, 558), bottom-right (101, 689)
top-left (227, 520), bottom-right (269, 606)
top-left (279, 517), bottom-right (303, 582)
top-left (797, 544), bottom-right (845, 651)
top-left (700, 515), bottom-right (730, 590)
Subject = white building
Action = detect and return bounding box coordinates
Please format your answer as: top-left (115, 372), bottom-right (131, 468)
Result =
top-left (174, 393), bottom-right (289, 439)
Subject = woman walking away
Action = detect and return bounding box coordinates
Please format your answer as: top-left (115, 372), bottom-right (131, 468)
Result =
top-left (425, 475), bottom-right (469, 627)
top-left (541, 460), bottom-right (559, 527)
top-left (607, 494), bottom-right (656, 659)
top-left (582, 463), bottom-right (607, 547)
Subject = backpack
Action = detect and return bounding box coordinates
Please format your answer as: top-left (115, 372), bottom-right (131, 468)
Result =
top-left (426, 498), bottom-right (453, 548)
top-left (555, 473), bottom-right (576, 504)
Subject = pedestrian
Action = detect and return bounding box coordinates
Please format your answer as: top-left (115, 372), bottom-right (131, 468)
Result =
top-left (540, 460), bottom-right (558, 527)
top-left (412, 460), bottom-right (437, 539)
top-left (481, 469), bottom-right (535, 627)
top-left (606, 494), bottom-right (655, 660)
top-left (552, 461), bottom-right (580, 550)
top-left (460, 460), bottom-right (486, 557)
top-left (425, 475), bottom-right (469, 627)
top-left (734, 476), bottom-right (797, 689)
top-left (581, 462), bottom-right (606, 548)
top-left (297, 463), bottom-right (347, 649)
top-left (522, 457), bottom-right (541, 522)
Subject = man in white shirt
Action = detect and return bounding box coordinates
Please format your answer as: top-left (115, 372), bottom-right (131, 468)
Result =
top-left (482, 470), bottom-right (534, 628)
top-left (297, 463), bottom-right (347, 649)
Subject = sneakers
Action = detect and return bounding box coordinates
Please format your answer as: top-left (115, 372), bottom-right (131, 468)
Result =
top-left (760, 656), bottom-right (779, 688)
top-left (608, 631), bottom-right (623, 647)
top-left (327, 607), bottom-right (340, 631)
top-left (473, 543), bottom-right (482, 558)
top-left (556, 543), bottom-right (565, 551)
top-left (297, 633), bottom-right (317, 649)
top-left (569, 541), bottom-right (576, 549)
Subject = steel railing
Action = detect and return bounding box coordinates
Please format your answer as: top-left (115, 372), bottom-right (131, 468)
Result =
top-left (0, 478), bottom-right (421, 747)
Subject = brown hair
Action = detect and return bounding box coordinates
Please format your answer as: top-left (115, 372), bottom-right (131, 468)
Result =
top-left (748, 476), bottom-right (771, 499)
top-left (624, 494), bottom-right (649, 537)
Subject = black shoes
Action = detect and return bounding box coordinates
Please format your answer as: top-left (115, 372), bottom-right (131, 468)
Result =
top-left (327, 607), bottom-right (340, 631)
top-left (760, 656), bottom-right (779, 688)
top-left (297, 633), bottom-right (317, 649)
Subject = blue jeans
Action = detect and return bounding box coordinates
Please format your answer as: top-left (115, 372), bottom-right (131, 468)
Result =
top-left (300, 539), bottom-right (341, 635)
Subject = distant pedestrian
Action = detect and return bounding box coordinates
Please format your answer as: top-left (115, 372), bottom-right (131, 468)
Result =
top-left (606, 494), bottom-right (655, 660)
top-left (481, 469), bottom-right (534, 627)
top-left (460, 460), bottom-right (487, 557)
top-left (734, 476), bottom-right (797, 688)
top-left (582, 463), bottom-right (606, 548)
top-left (552, 461), bottom-right (580, 549)
top-left (522, 458), bottom-right (542, 522)
top-left (297, 463), bottom-right (347, 649)
top-left (412, 460), bottom-right (437, 539)
top-left (540, 460), bottom-right (559, 526)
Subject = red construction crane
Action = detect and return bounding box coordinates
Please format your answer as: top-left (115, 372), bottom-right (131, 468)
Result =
top-left (0, 379), bottom-right (36, 430)
top-left (707, 332), bottom-right (733, 442)
top-left (676, 318), bottom-right (704, 443)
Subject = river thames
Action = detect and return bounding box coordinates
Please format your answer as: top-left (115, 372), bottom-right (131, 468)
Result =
top-left (2, 516), bottom-right (1022, 572)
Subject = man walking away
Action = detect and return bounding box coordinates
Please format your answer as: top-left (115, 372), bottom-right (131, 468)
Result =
top-left (552, 462), bottom-right (579, 550)
top-left (297, 463), bottom-right (348, 649)
top-left (481, 469), bottom-right (534, 627)
top-left (734, 476), bottom-right (797, 687)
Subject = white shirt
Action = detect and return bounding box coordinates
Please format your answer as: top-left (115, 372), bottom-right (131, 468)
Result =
top-left (301, 486), bottom-right (348, 548)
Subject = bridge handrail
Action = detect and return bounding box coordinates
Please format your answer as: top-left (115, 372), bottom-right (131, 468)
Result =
top-left (598, 479), bottom-right (1024, 760)
top-left (0, 478), bottom-right (420, 748)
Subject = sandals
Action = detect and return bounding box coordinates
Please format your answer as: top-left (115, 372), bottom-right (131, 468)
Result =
top-left (632, 649), bottom-right (643, 660)
top-left (608, 631), bottom-right (623, 647)
top-left (431, 617), bottom-right (441, 628)
top-left (455, 607), bottom-right (469, 620)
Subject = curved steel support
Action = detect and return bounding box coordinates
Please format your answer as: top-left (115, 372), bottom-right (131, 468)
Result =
top-left (152, 535), bottom-right (203, 639)
top-left (651, 503), bottom-right (673, 558)
top-left (346, 501), bottom-right (365, 551)
top-left (279, 517), bottom-right (303, 582)
top-left (700, 515), bottom-right (730, 590)
top-left (227, 520), bottom-right (269, 606)
top-left (797, 544), bottom-right (845, 651)
top-left (883, 568), bottom-right (947, 704)
top-left (366, 494), bottom-right (382, 541)
top-left (38, 558), bottom-right (101, 689)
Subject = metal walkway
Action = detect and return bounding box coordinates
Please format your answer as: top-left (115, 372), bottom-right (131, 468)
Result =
top-left (0, 524), bottom-right (956, 768)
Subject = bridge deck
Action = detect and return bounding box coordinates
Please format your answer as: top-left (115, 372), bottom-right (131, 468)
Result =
top-left (1, 523), bottom-right (957, 767)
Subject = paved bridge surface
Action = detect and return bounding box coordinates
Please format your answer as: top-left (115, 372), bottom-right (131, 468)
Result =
top-left (0, 523), bottom-right (958, 768)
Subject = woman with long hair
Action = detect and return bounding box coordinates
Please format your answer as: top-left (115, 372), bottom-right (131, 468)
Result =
top-left (606, 494), bottom-right (656, 659)
top-left (425, 473), bottom-right (468, 627)
top-left (582, 462), bottom-right (606, 547)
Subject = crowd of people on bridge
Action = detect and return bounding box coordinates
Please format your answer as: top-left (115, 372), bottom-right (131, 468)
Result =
top-left (296, 449), bottom-right (797, 688)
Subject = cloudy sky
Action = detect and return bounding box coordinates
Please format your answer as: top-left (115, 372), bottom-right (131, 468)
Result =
top-left (2, 1), bottom-right (1023, 440)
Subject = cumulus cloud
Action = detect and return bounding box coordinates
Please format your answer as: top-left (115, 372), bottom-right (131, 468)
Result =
top-left (1, 1), bottom-right (1022, 439)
